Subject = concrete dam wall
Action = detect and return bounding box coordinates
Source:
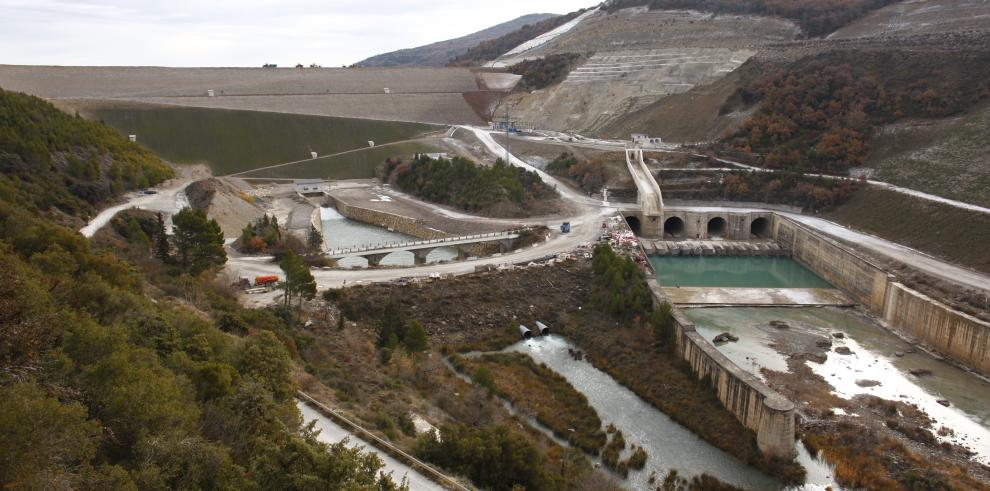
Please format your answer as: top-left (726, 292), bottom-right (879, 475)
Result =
top-left (648, 283), bottom-right (796, 459)
top-left (773, 216), bottom-right (990, 377)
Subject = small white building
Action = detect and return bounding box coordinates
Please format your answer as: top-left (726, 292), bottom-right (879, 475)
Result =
top-left (632, 134), bottom-right (662, 148)
top-left (310, 151), bottom-right (318, 159)
top-left (128, 135), bottom-right (137, 142)
top-left (294, 179), bottom-right (325, 195)
top-left (424, 152), bottom-right (449, 160)
top-left (207, 89), bottom-right (215, 97)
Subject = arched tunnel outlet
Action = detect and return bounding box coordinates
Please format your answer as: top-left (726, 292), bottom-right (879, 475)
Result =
top-left (625, 215), bottom-right (642, 235)
top-left (707, 217), bottom-right (727, 239)
top-left (751, 217), bottom-right (770, 238)
top-left (664, 216), bottom-right (685, 238)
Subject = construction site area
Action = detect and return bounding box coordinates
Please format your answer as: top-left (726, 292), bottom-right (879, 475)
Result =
top-left (7, 0), bottom-right (990, 489)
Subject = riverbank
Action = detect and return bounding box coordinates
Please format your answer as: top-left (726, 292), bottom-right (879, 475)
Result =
top-left (334, 257), bottom-right (803, 485)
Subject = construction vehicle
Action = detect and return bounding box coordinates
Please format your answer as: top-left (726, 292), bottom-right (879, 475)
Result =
top-left (255, 275), bottom-right (279, 288)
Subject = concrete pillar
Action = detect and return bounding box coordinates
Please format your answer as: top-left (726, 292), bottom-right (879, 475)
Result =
top-left (455, 246), bottom-right (470, 260)
top-left (363, 253), bottom-right (389, 266)
top-left (411, 248), bottom-right (436, 265)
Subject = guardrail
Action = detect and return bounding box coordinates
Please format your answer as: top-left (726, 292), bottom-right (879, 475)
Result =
top-left (327, 229), bottom-right (525, 256)
top-left (297, 391), bottom-right (471, 491)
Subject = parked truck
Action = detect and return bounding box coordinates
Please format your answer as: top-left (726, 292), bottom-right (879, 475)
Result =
top-left (255, 275), bottom-right (279, 288)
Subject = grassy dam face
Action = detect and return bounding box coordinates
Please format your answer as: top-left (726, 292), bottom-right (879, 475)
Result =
top-left (85, 103), bottom-right (439, 176)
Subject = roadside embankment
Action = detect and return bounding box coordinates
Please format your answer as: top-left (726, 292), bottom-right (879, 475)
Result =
top-left (296, 392), bottom-right (469, 491)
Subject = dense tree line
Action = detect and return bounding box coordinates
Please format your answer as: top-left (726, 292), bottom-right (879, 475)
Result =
top-left (0, 88), bottom-right (172, 219)
top-left (663, 170), bottom-right (859, 211)
top-left (591, 245), bottom-right (676, 347)
top-left (509, 53), bottom-right (585, 92)
top-left (546, 152), bottom-right (608, 194)
top-left (382, 154), bottom-right (554, 213)
top-left (724, 50), bottom-right (990, 174)
top-left (604, 0), bottom-right (897, 37)
top-left (0, 92), bottom-right (405, 489)
top-left (591, 244), bottom-right (653, 320)
top-left (415, 424), bottom-right (552, 490)
top-left (448, 11), bottom-right (586, 65)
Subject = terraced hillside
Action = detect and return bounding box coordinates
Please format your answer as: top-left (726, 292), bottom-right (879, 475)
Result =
top-left (500, 7), bottom-right (798, 133)
top-left (0, 65), bottom-right (516, 125)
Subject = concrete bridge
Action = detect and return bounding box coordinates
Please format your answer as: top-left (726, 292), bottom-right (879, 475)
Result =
top-left (326, 230), bottom-right (522, 266)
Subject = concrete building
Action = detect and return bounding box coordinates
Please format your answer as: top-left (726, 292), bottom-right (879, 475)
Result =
top-left (294, 179), bottom-right (325, 195)
top-left (632, 133), bottom-right (662, 147)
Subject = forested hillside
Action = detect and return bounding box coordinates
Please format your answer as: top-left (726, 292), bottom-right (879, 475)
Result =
top-left (382, 154), bottom-right (557, 216)
top-left (0, 90), bottom-right (403, 489)
top-left (604, 0), bottom-right (897, 37)
top-left (0, 89), bottom-right (172, 220)
top-left (357, 13), bottom-right (558, 67)
top-left (721, 50), bottom-right (990, 174)
top-left (449, 11), bottom-right (586, 66)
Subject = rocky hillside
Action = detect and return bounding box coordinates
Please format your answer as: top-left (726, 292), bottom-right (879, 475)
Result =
top-left (355, 13), bottom-right (558, 67)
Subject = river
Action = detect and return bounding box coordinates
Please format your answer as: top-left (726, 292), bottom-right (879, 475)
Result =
top-left (502, 336), bottom-right (782, 490)
top-left (320, 206), bottom-right (457, 268)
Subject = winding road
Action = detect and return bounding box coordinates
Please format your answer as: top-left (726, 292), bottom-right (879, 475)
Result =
top-left (78, 126), bottom-right (990, 295)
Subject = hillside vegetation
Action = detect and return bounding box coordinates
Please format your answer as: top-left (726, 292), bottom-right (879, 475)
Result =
top-left (604, 0), bottom-right (896, 37)
top-left (0, 89), bottom-right (172, 219)
top-left (357, 13), bottom-right (558, 67)
top-left (509, 53), bottom-right (585, 92)
top-left (382, 154), bottom-right (558, 216)
top-left (722, 50), bottom-right (990, 174)
top-left (0, 91), bottom-right (402, 489)
top-left (825, 187), bottom-right (990, 274)
top-left (449, 11), bottom-right (586, 66)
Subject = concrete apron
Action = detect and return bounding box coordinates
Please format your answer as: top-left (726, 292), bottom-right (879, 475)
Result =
top-left (665, 287), bottom-right (853, 307)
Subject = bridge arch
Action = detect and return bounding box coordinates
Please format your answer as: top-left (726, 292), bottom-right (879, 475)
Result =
top-left (751, 217), bottom-right (770, 238)
top-left (707, 217), bottom-right (727, 239)
top-left (663, 216), bottom-right (685, 238)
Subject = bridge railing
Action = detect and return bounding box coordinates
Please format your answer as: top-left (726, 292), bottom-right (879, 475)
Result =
top-left (326, 229), bottom-right (527, 256)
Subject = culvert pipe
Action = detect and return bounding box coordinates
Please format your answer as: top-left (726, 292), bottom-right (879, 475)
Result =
top-left (535, 321), bottom-right (550, 336)
top-left (519, 325), bottom-right (533, 339)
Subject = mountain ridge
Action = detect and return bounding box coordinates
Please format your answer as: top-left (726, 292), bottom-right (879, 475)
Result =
top-left (355, 13), bottom-right (559, 67)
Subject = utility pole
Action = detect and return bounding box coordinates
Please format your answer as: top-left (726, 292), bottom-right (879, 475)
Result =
top-left (504, 103), bottom-right (512, 164)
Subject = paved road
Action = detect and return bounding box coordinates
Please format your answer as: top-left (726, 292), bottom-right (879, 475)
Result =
top-left (227, 129), bottom-right (990, 299)
top-left (79, 171), bottom-right (196, 238)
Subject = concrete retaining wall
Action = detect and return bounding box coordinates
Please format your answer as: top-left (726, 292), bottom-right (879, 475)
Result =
top-left (883, 283), bottom-right (990, 375)
top-left (327, 197), bottom-right (502, 257)
top-left (297, 392), bottom-right (469, 491)
top-left (329, 196), bottom-right (448, 240)
top-left (647, 282), bottom-right (796, 458)
top-left (773, 215), bottom-right (990, 377)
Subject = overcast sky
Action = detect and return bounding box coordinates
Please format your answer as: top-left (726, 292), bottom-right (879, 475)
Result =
top-left (0, 0), bottom-right (587, 67)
